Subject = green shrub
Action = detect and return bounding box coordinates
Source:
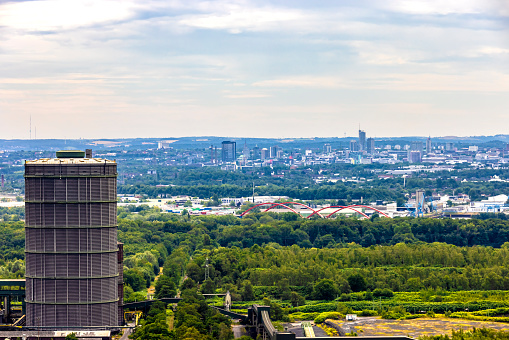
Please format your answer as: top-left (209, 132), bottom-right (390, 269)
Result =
top-left (359, 309), bottom-right (378, 316)
top-left (314, 312), bottom-right (344, 324)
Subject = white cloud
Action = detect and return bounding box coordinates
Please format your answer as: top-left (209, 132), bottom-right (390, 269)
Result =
top-left (384, 0), bottom-right (509, 15)
top-left (0, 0), bottom-right (139, 32)
top-left (0, 0), bottom-right (508, 138)
top-left (253, 77), bottom-right (343, 88)
top-left (178, 5), bottom-right (304, 33)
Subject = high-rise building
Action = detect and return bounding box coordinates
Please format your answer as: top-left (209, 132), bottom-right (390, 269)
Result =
top-left (408, 150), bottom-right (422, 163)
top-left (242, 142), bottom-right (250, 161)
top-left (252, 146), bottom-right (260, 160)
top-left (350, 140), bottom-right (358, 152)
top-left (426, 137), bottom-right (432, 154)
top-left (323, 144), bottom-right (332, 154)
top-left (445, 142), bottom-right (454, 151)
top-left (269, 146), bottom-right (278, 159)
top-left (261, 148), bottom-right (269, 160)
top-left (366, 138), bottom-right (375, 154)
top-left (358, 130), bottom-right (366, 151)
top-left (221, 141), bottom-right (236, 162)
top-left (24, 150), bottom-right (119, 327)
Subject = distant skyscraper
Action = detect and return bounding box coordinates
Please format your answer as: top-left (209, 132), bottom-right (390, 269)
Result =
top-left (221, 141), bottom-right (236, 162)
top-left (269, 146), bottom-right (278, 159)
top-left (261, 148), bottom-right (269, 160)
top-left (242, 141), bottom-right (250, 161)
top-left (366, 138), bottom-right (375, 154)
top-left (252, 145), bottom-right (261, 160)
top-left (426, 137), bottom-right (432, 154)
top-left (358, 129), bottom-right (366, 151)
top-left (350, 140), bottom-right (358, 152)
top-left (445, 142), bottom-right (454, 151)
top-left (323, 144), bottom-right (332, 154)
top-left (408, 150), bottom-right (422, 163)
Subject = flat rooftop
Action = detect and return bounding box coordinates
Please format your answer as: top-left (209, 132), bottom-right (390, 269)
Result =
top-left (26, 158), bottom-right (116, 165)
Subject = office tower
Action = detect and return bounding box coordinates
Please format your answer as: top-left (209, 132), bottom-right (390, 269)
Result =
top-left (350, 140), bottom-right (358, 152)
top-left (323, 144), bottom-right (331, 154)
top-left (358, 130), bottom-right (366, 151)
top-left (221, 141), bottom-right (236, 162)
top-left (242, 142), bottom-right (250, 161)
top-left (276, 148), bottom-right (283, 159)
top-left (366, 138), bottom-right (375, 154)
top-left (445, 142), bottom-right (454, 151)
top-left (261, 148), bottom-right (269, 160)
top-left (408, 150), bottom-right (422, 163)
top-left (252, 146), bottom-right (261, 160)
top-left (269, 146), bottom-right (278, 159)
top-left (24, 150), bottom-right (119, 327)
top-left (426, 137), bottom-right (432, 154)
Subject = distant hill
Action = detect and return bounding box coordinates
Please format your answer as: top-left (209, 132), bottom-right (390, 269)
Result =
top-left (0, 135), bottom-right (507, 151)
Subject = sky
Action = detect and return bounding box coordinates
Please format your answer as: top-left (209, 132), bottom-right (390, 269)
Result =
top-left (0, 0), bottom-right (508, 139)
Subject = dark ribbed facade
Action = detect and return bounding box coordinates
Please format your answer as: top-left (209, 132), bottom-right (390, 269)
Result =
top-left (24, 157), bottom-right (118, 327)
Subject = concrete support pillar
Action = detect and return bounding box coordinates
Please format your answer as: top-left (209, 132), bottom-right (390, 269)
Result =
top-left (4, 296), bottom-right (10, 320)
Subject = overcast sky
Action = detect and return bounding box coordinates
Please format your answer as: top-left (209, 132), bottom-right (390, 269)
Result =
top-left (1, 0), bottom-right (508, 139)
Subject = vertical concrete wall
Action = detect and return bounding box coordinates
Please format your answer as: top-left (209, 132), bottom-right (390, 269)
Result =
top-left (25, 160), bottom-right (118, 327)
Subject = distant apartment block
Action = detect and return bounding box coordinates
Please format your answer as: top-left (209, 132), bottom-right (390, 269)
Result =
top-left (221, 141), bottom-right (236, 162)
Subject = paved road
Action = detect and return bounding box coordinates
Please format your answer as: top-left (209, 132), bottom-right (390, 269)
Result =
top-left (120, 324), bottom-right (135, 340)
top-left (232, 325), bottom-right (247, 338)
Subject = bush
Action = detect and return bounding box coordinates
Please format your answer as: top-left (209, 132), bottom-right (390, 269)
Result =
top-left (289, 312), bottom-right (321, 321)
top-left (314, 312), bottom-right (344, 324)
top-left (359, 309), bottom-right (378, 316)
top-left (373, 288), bottom-right (394, 298)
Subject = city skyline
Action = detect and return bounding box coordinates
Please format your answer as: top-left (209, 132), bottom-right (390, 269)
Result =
top-left (1, 0), bottom-right (508, 139)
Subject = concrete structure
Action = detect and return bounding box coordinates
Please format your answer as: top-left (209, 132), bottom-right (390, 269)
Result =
top-left (24, 150), bottom-right (119, 327)
top-left (366, 138), bottom-right (375, 154)
top-left (426, 137), bottom-right (432, 154)
top-left (261, 148), bottom-right (269, 160)
top-left (350, 140), bottom-right (358, 152)
top-left (323, 144), bottom-right (331, 154)
top-left (408, 150), bottom-right (422, 163)
top-left (157, 141), bottom-right (172, 149)
top-left (221, 141), bottom-right (236, 162)
top-left (269, 146), bottom-right (279, 159)
top-left (252, 146), bottom-right (260, 160)
top-left (358, 129), bottom-right (366, 151)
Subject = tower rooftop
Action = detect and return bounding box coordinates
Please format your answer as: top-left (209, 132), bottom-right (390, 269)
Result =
top-left (26, 158), bottom-right (116, 165)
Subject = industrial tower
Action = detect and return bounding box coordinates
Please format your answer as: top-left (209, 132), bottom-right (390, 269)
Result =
top-left (24, 150), bottom-right (119, 327)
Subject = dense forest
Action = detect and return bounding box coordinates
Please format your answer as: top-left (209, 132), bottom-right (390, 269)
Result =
top-left (2, 206), bottom-right (509, 339)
